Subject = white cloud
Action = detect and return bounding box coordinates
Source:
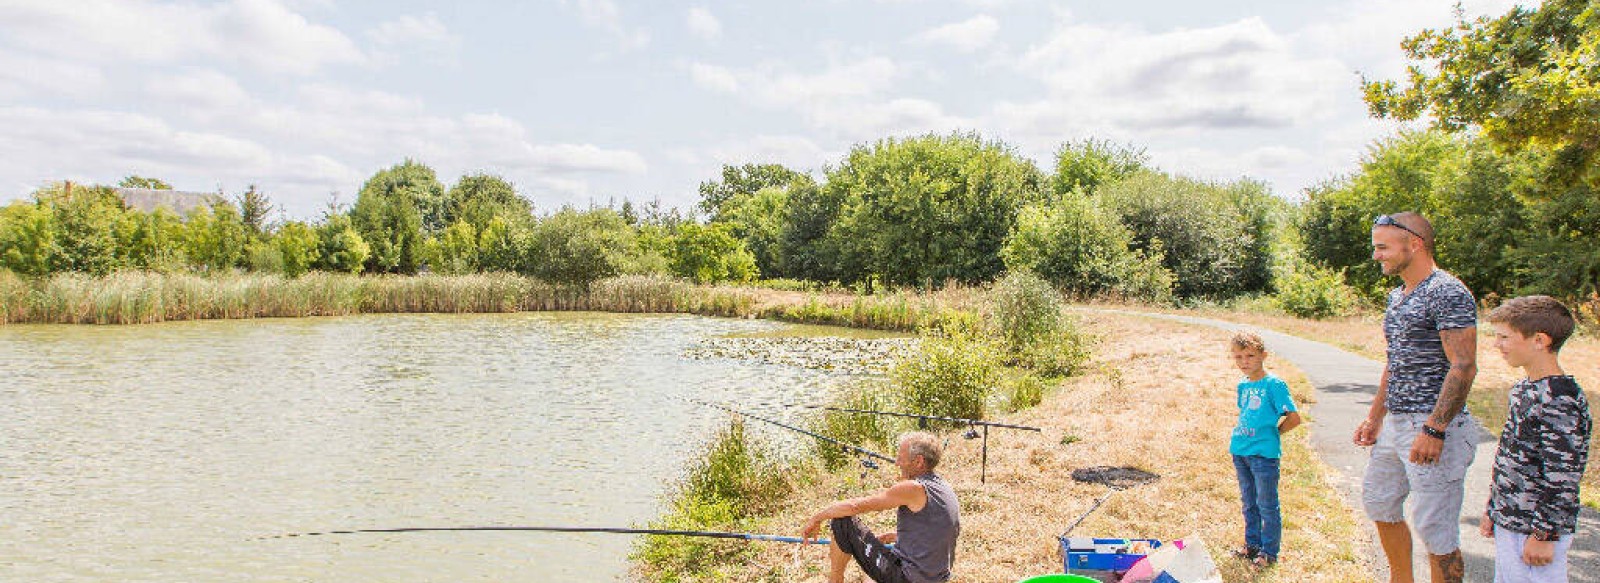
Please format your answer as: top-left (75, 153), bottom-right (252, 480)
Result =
top-left (686, 7), bottom-right (722, 41)
top-left (366, 13), bottom-right (459, 64)
top-left (998, 16), bottom-right (1348, 137)
top-left (565, 0), bottom-right (650, 51)
top-left (911, 15), bottom-right (1000, 52)
top-left (688, 62), bottom-right (740, 93)
top-left (367, 13), bottom-right (455, 46)
top-left (0, 50), bottom-right (105, 100)
top-left (0, 0), bottom-right (365, 75)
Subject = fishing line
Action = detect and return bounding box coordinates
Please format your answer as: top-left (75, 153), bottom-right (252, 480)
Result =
top-left (682, 396), bottom-right (894, 466)
top-left (259, 525), bottom-right (829, 545)
top-left (757, 402), bottom-right (1043, 483)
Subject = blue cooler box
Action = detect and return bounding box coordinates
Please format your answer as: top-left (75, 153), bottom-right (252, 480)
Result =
top-left (1060, 537), bottom-right (1162, 573)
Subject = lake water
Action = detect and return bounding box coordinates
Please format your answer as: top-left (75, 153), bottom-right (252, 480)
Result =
top-left (0, 313), bottom-right (880, 582)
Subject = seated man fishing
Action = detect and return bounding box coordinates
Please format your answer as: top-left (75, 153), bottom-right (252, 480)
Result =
top-left (801, 431), bottom-right (961, 583)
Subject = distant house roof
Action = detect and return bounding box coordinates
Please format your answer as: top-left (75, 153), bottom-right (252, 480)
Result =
top-left (114, 188), bottom-right (225, 215)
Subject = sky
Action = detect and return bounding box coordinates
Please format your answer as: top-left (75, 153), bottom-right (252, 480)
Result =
top-left (0, 0), bottom-right (1525, 220)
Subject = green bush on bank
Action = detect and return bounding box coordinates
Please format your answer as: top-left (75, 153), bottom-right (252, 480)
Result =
top-left (1274, 264), bottom-right (1362, 319)
top-left (635, 419), bottom-right (792, 582)
top-left (890, 328), bottom-right (998, 422)
top-left (808, 383), bottom-right (897, 471)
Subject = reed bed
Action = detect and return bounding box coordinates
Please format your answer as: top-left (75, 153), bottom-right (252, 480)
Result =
top-left (0, 271), bottom-right (804, 325)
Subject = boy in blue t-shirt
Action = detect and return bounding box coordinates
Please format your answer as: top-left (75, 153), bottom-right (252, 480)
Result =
top-left (1228, 332), bottom-right (1302, 568)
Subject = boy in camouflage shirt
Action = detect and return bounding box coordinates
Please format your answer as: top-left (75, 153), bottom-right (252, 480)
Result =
top-left (1480, 296), bottom-right (1592, 582)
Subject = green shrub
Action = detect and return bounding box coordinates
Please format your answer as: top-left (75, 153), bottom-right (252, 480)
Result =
top-left (986, 271), bottom-right (1063, 354)
top-left (1005, 373), bottom-right (1047, 411)
top-left (891, 329), bottom-right (998, 421)
top-left (1274, 264), bottom-right (1361, 319)
top-left (636, 419), bottom-right (791, 581)
top-left (1020, 327), bottom-right (1091, 377)
top-left (809, 382), bottom-right (897, 470)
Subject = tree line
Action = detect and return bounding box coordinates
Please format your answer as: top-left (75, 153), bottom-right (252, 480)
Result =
top-left (1, 0), bottom-right (1594, 309)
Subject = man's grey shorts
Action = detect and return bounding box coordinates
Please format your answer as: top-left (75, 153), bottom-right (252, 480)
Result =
top-left (1362, 412), bottom-right (1478, 555)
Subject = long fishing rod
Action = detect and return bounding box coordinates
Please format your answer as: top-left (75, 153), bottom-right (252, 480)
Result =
top-left (260, 525), bottom-right (828, 545)
top-left (768, 403), bottom-right (1043, 432)
top-left (764, 402), bottom-right (1041, 483)
top-left (685, 397), bottom-right (895, 466)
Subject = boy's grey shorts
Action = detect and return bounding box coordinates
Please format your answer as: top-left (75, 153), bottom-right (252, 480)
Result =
top-left (1362, 412), bottom-right (1478, 555)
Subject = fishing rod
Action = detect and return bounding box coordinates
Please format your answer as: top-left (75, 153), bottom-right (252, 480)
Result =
top-left (684, 397), bottom-right (895, 467)
top-left (765, 402), bottom-right (1042, 483)
top-left (260, 525), bottom-right (828, 545)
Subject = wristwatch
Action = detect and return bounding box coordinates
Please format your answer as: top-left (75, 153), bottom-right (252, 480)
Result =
top-left (1421, 424), bottom-right (1447, 440)
top-left (1531, 530), bottom-right (1559, 542)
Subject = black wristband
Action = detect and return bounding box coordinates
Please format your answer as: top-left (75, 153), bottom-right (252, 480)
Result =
top-left (1532, 530), bottom-right (1558, 542)
top-left (1421, 424), bottom-right (1447, 440)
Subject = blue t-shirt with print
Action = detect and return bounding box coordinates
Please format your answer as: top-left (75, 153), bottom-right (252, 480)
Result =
top-left (1230, 374), bottom-right (1297, 458)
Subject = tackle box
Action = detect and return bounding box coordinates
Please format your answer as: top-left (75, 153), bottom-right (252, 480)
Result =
top-left (1060, 537), bottom-right (1162, 573)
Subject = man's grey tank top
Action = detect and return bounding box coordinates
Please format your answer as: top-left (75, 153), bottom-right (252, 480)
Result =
top-left (895, 473), bottom-right (960, 583)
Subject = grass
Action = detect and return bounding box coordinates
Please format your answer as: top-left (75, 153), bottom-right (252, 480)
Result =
top-left (0, 271), bottom-right (982, 332)
top-left (1141, 300), bottom-right (1600, 509)
top-left (699, 311), bottom-right (1369, 582)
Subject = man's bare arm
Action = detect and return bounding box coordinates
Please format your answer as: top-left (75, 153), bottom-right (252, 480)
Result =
top-left (1428, 327), bottom-right (1478, 429)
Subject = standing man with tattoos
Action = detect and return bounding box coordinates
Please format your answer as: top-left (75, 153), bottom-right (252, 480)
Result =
top-left (1353, 212), bottom-right (1480, 583)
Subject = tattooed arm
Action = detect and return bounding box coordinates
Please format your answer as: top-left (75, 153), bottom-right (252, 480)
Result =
top-left (1428, 327), bottom-right (1478, 430)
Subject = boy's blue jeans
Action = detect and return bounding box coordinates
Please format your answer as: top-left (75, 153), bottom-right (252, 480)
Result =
top-left (1233, 454), bottom-right (1282, 557)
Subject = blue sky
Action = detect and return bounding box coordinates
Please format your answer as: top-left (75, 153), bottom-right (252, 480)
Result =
top-left (0, 0), bottom-right (1522, 220)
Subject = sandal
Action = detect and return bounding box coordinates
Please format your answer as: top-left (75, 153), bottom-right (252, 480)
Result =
top-left (1230, 545), bottom-right (1259, 560)
top-left (1251, 554), bottom-right (1277, 568)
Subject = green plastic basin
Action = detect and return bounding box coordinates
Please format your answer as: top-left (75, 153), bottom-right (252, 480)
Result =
top-left (1015, 575), bottom-right (1102, 583)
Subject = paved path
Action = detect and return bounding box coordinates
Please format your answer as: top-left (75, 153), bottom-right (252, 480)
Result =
top-left (1084, 309), bottom-right (1599, 582)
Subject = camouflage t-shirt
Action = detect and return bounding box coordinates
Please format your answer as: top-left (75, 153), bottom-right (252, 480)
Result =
top-left (1487, 376), bottom-right (1592, 535)
top-left (1382, 270), bottom-right (1477, 413)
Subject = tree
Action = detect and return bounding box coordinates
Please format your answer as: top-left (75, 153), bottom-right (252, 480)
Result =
top-left (712, 186), bottom-right (789, 278)
top-left (1363, 0), bottom-right (1600, 183)
top-left (238, 185), bottom-right (273, 238)
top-left (1299, 130), bottom-right (1526, 297)
top-left (668, 222), bottom-right (759, 284)
top-left (1362, 2), bottom-right (1600, 297)
top-left (697, 163), bottom-right (811, 220)
top-left (525, 208), bottom-right (639, 288)
top-left (478, 216), bottom-right (527, 273)
top-left (1051, 139), bottom-right (1149, 196)
top-left (182, 201), bottom-right (248, 272)
top-left (1098, 172), bottom-right (1270, 299)
top-left (0, 201), bottom-right (58, 276)
top-left (40, 182), bottom-right (124, 276)
top-left (352, 161), bottom-right (443, 274)
top-left (1001, 192), bottom-right (1172, 302)
top-left (316, 214), bottom-right (370, 274)
top-left (115, 207), bottom-right (185, 272)
top-left (118, 175), bottom-right (172, 190)
top-left (821, 133), bottom-right (1046, 287)
top-left (447, 173), bottom-right (531, 230)
top-left (431, 219), bottom-right (481, 275)
top-left (274, 221), bottom-right (320, 278)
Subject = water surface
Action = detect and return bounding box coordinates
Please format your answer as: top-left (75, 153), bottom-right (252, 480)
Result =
top-left (0, 313), bottom-right (859, 582)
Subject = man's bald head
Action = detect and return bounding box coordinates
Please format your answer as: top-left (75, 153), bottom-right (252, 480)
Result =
top-left (1384, 211), bottom-right (1435, 255)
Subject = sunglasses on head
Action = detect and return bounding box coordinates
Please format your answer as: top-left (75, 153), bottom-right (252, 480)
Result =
top-left (1373, 214), bottom-right (1426, 241)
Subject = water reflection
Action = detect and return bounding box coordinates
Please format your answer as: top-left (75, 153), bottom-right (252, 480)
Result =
top-left (0, 313), bottom-right (859, 582)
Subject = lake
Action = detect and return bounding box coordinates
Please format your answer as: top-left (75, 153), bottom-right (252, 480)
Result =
top-left (0, 312), bottom-right (892, 581)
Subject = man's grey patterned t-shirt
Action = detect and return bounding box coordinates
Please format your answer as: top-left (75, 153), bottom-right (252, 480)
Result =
top-left (1383, 270), bottom-right (1477, 413)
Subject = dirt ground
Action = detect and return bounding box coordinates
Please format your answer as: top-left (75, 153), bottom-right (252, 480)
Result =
top-left (732, 311), bottom-right (1371, 582)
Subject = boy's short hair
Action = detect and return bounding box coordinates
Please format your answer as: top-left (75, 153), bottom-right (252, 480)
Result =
top-left (1230, 331), bottom-right (1267, 353)
top-left (1488, 295), bottom-right (1575, 352)
top-left (900, 431), bottom-right (942, 470)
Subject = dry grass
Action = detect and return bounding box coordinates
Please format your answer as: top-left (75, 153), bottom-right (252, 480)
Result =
top-left (1152, 303), bottom-right (1600, 509)
top-left (720, 312), bottom-right (1369, 582)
